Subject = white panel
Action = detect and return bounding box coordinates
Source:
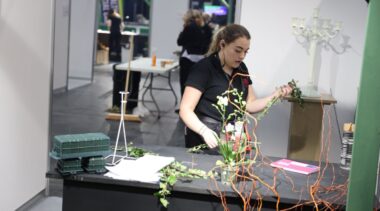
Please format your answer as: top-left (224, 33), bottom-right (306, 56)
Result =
top-left (53, 0), bottom-right (70, 90)
top-left (240, 0), bottom-right (367, 162)
top-left (0, 0), bottom-right (52, 210)
top-left (150, 0), bottom-right (189, 59)
top-left (68, 0), bottom-right (96, 79)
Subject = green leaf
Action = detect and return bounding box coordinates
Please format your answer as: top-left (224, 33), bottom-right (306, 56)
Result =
top-left (159, 182), bottom-right (166, 189)
top-left (167, 175), bottom-right (177, 186)
top-left (216, 160), bottom-right (225, 166)
top-left (160, 198), bottom-right (169, 208)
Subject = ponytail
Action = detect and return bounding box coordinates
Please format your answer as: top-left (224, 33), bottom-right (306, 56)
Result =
top-left (206, 27), bottom-right (225, 56)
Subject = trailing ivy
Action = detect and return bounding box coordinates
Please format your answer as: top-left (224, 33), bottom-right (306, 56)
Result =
top-left (111, 142), bottom-right (154, 158)
top-left (257, 79), bottom-right (303, 120)
top-left (155, 161), bottom-right (208, 208)
top-left (288, 79), bottom-right (304, 108)
top-left (111, 144), bottom-right (209, 207)
top-left (187, 144), bottom-right (208, 153)
top-left (256, 96), bottom-right (281, 120)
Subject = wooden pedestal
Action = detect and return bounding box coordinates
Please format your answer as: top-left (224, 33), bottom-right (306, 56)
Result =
top-left (285, 94), bottom-right (337, 161)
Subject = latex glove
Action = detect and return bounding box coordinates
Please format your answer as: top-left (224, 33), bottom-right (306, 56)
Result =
top-left (201, 127), bottom-right (219, 149)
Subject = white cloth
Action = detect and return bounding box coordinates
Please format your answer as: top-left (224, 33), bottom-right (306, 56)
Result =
top-left (182, 50), bottom-right (205, 63)
top-left (105, 155), bottom-right (175, 183)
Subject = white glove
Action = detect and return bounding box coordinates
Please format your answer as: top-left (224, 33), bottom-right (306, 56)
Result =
top-left (200, 127), bottom-right (219, 149)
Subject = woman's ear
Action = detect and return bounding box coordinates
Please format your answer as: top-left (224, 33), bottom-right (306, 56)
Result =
top-left (220, 40), bottom-right (226, 49)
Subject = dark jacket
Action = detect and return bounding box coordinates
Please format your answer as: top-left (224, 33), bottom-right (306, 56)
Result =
top-left (177, 22), bottom-right (212, 55)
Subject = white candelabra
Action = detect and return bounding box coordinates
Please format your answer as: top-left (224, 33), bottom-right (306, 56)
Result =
top-left (292, 8), bottom-right (342, 97)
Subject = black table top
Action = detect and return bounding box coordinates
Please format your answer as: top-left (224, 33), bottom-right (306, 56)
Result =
top-left (47, 145), bottom-right (349, 207)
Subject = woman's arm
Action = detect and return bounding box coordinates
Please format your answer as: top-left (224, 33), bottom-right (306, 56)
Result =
top-left (177, 26), bottom-right (190, 46)
top-left (177, 24), bottom-right (197, 47)
top-left (120, 21), bottom-right (125, 32)
top-left (245, 85), bottom-right (292, 113)
top-left (106, 19), bottom-right (111, 29)
top-left (179, 86), bottom-right (218, 148)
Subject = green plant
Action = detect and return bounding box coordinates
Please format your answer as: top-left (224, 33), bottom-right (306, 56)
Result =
top-left (288, 79), bottom-right (304, 108)
top-left (212, 89), bottom-right (251, 167)
top-left (107, 105), bottom-right (120, 113)
top-left (155, 161), bottom-right (208, 207)
top-left (111, 142), bottom-right (154, 158)
top-left (256, 96), bottom-right (280, 120)
top-left (111, 144), bottom-right (207, 208)
top-left (257, 79), bottom-right (304, 120)
top-left (212, 89), bottom-right (247, 124)
top-left (187, 144), bottom-right (208, 153)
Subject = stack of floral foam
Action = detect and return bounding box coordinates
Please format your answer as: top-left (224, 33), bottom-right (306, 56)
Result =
top-left (50, 133), bottom-right (110, 174)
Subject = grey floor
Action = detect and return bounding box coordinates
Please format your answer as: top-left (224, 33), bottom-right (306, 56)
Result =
top-left (27, 64), bottom-right (185, 210)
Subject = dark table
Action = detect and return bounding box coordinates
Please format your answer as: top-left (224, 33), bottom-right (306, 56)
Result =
top-left (46, 145), bottom-right (348, 211)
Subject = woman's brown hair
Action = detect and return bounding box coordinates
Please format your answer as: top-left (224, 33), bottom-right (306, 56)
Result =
top-left (206, 24), bottom-right (251, 56)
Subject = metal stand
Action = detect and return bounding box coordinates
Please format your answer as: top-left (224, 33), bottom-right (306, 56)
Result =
top-left (106, 91), bottom-right (129, 165)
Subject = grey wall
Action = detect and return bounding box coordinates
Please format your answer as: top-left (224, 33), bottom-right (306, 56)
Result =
top-left (149, 0), bottom-right (189, 59)
top-left (239, 0), bottom-right (368, 162)
top-left (68, 0), bottom-right (97, 79)
top-left (53, 0), bottom-right (70, 91)
top-left (0, 0), bottom-right (52, 210)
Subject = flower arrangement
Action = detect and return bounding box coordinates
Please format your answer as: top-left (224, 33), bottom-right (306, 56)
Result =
top-left (155, 79), bottom-right (304, 206)
top-left (212, 89), bottom-right (252, 183)
top-left (211, 80), bottom-right (303, 183)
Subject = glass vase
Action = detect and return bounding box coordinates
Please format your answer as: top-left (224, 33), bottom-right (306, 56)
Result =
top-left (220, 165), bottom-right (237, 185)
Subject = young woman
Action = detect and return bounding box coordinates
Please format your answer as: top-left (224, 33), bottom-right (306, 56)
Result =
top-left (179, 24), bottom-right (292, 148)
top-left (177, 9), bottom-right (213, 98)
top-left (107, 8), bottom-right (124, 61)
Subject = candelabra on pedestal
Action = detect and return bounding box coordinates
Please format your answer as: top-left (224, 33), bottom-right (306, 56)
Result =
top-left (292, 8), bottom-right (342, 97)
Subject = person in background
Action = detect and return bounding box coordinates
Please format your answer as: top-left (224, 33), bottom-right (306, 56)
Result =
top-left (107, 8), bottom-right (124, 62)
top-left (202, 12), bottom-right (219, 34)
top-left (177, 9), bottom-right (213, 100)
top-left (179, 24), bottom-right (292, 148)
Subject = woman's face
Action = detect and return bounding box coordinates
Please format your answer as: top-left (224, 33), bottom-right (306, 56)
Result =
top-left (220, 37), bottom-right (250, 70)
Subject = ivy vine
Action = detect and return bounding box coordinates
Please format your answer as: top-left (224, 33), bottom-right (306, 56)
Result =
top-left (111, 142), bottom-right (154, 158)
top-left (155, 161), bottom-right (208, 207)
top-left (257, 79), bottom-right (303, 120)
top-left (112, 144), bottom-right (208, 208)
top-left (288, 79), bottom-right (304, 108)
top-left (187, 143), bottom-right (208, 153)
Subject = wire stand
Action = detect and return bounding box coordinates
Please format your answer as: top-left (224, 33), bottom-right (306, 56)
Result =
top-left (106, 91), bottom-right (129, 165)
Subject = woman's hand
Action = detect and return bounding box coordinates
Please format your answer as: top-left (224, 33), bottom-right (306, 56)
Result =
top-left (275, 84), bottom-right (293, 98)
top-left (200, 127), bottom-right (219, 148)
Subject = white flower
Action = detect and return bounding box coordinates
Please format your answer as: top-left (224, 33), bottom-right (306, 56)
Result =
top-left (217, 96), bottom-right (228, 107)
top-left (234, 121), bottom-right (244, 134)
top-left (230, 133), bottom-right (236, 141)
top-left (225, 123), bottom-right (235, 132)
top-left (242, 101), bottom-right (246, 106)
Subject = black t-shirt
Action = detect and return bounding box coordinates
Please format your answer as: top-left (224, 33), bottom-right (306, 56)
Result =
top-left (109, 16), bottom-right (122, 34)
top-left (185, 53), bottom-right (252, 122)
